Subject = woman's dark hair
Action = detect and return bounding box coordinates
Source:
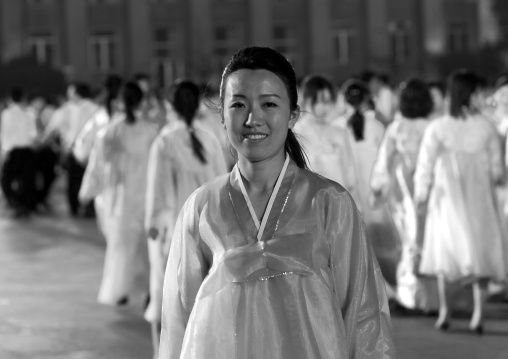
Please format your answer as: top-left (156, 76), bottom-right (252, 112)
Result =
top-left (170, 80), bottom-right (207, 164)
top-left (343, 79), bottom-right (370, 141)
top-left (399, 79), bottom-right (433, 119)
top-left (219, 46), bottom-right (307, 169)
top-left (301, 74), bottom-right (336, 107)
top-left (122, 82), bottom-right (143, 125)
top-left (447, 69), bottom-right (479, 119)
top-left (104, 75), bottom-right (123, 118)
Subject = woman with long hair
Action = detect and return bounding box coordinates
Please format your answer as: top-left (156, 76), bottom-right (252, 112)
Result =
top-left (295, 74), bottom-right (358, 200)
top-left (78, 74), bottom-right (123, 231)
top-left (343, 79), bottom-right (399, 293)
top-left (96, 82), bottom-right (158, 306)
top-left (371, 79), bottom-right (438, 312)
top-left (144, 80), bottom-right (227, 358)
top-left (159, 47), bottom-right (394, 358)
top-left (414, 69), bottom-right (507, 333)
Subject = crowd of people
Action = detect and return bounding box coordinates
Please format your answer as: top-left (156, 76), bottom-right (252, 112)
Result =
top-left (1, 45), bottom-right (508, 358)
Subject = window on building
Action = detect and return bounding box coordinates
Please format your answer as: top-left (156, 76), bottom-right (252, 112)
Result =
top-left (89, 32), bottom-right (117, 71)
top-left (27, 34), bottom-right (55, 65)
top-left (330, 28), bottom-right (355, 65)
top-left (213, 26), bottom-right (239, 71)
top-left (272, 24), bottom-right (300, 69)
top-left (389, 23), bottom-right (410, 64)
top-left (449, 24), bottom-right (469, 52)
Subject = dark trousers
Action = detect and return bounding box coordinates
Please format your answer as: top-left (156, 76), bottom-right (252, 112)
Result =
top-left (66, 153), bottom-right (94, 217)
top-left (1, 147), bottom-right (37, 212)
top-left (34, 145), bottom-right (59, 205)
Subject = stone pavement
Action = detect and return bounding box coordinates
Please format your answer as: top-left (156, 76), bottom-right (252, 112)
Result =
top-left (0, 189), bottom-right (507, 359)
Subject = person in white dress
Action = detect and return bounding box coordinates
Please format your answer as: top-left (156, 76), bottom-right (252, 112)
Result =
top-left (78, 75), bottom-right (123, 237)
top-left (97, 82), bottom-right (159, 306)
top-left (144, 80), bottom-right (227, 358)
top-left (414, 69), bottom-right (508, 333)
top-left (371, 79), bottom-right (438, 312)
top-left (295, 75), bottom-right (358, 199)
top-left (342, 79), bottom-right (399, 292)
top-left (159, 46), bottom-right (395, 359)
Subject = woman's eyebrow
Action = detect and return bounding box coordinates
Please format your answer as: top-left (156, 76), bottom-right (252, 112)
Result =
top-left (260, 94), bottom-right (281, 99)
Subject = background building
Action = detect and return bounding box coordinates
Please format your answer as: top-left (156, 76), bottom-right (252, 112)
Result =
top-left (0, 0), bottom-right (506, 92)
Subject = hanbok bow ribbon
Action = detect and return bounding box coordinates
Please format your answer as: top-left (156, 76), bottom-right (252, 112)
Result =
top-left (199, 233), bottom-right (314, 297)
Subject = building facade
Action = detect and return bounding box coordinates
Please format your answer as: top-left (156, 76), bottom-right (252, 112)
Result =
top-left (0, 0), bottom-right (502, 88)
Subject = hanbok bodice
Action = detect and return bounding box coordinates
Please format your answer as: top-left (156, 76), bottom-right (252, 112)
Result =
top-left (159, 159), bottom-right (395, 359)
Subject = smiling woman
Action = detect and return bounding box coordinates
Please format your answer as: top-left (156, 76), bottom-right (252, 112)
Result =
top-left (159, 46), bottom-right (396, 359)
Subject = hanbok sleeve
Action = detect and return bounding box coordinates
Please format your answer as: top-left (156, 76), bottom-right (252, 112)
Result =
top-left (145, 135), bottom-right (175, 235)
top-left (210, 136), bottom-right (228, 177)
top-left (414, 123), bottom-right (440, 203)
top-left (73, 116), bottom-right (97, 165)
top-left (159, 194), bottom-right (210, 359)
top-left (486, 125), bottom-right (504, 184)
top-left (331, 193), bottom-right (395, 358)
top-left (79, 132), bottom-right (105, 202)
top-left (371, 121), bottom-right (398, 199)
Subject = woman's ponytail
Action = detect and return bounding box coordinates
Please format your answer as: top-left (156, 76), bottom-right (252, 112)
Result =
top-left (348, 110), bottom-right (365, 141)
top-left (171, 80), bottom-right (207, 163)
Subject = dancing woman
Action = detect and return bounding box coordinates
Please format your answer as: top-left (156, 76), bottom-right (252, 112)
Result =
top-left (414, 70), bottom-right (508, 333)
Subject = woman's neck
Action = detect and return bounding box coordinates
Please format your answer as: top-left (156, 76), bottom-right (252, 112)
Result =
top-left (238, 153), bottom-right (285, 194)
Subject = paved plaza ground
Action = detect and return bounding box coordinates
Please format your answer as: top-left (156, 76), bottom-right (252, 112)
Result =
top-left (0, 188), bottom-right (507, 359)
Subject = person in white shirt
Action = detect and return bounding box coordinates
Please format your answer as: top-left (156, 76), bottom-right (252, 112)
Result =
top-left (0, 88), bottom-right (38, 217)
top-left (45, 82), bottom-right (99, 216)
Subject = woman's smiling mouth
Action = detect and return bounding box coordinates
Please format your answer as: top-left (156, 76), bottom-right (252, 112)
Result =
top-left (243, 133), bottom-right (268, 141)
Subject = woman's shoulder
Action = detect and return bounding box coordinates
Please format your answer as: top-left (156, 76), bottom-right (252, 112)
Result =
top-left (185, 172), bottom-right (231, 205)
top-left (299, 167), bottom-right (351, 198)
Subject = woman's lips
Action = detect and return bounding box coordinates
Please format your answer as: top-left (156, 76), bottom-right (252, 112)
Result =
top-left (243, 133), bottom-right (268, 141)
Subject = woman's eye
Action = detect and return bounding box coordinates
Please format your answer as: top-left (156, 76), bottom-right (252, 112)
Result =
top-left (230, 102), bottom-right (245, 108)
top-left (264, 102), bottom-right (278, 108)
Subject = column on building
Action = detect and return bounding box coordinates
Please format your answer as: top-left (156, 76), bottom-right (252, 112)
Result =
top-left (308, 0), bottom-right (330, 74)
top-left (422, 0), bottom-right (445, 76)
top-left (127, 0), bottom-right (150, 77)
top-left (189, 0), bottom-right (212, 80)
top-left (64, 0), bottom-right (87, 81)
top-left (248, 0), bottom-right (272, 47)
top-left (366, 0), bottom-right (390, 71)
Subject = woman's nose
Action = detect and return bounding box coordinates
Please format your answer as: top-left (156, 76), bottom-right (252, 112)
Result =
top-left (245, 109), bottom-right (263, 127)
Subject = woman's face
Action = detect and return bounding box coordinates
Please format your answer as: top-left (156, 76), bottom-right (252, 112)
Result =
top-left (310, 89), bottom-right (334, 120)
top-left (222, 69), bottom-right (298, 164)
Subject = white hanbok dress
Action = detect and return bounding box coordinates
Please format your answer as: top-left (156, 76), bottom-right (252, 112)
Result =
top-left (97, 116), bottom-right (159, 305)
top-left (371, 114), bottom-right (438, 310)
top-left (347, 110), bottom-right (399, 285)
top-left (414, 114), bottom-right (508, 281)
top-left (160, 158), bottom-right (395, 359)
top-left (294, 114), bottom-right (359, 201)
top-left (144, 120), bottom-right (228, 322)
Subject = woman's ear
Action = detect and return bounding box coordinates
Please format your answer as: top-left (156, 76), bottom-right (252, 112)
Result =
top-left (288, 106), bottom-right (300, 129)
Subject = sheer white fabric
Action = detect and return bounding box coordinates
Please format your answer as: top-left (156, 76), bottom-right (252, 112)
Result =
top-left (371, 115), bottom-right (438, 310)
top-left (159, 160), bottom-right (395, 359)
top-left (294, 114), bottom-right (359, 200)
top-left (96, 116), bottom-right (158, 305)
top-left (144, 121), bottom-right (228, 322)
top-left (414, 114), bottom-right (508, 281)
top-left (346, 111), bottom-right (399, 286)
